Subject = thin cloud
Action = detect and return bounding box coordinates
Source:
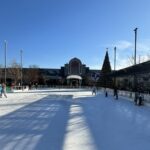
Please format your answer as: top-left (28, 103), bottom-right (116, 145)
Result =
top-left (114, 40), bottom-right (133, 51)
top-left (108, 39), bottom-right (150, 69)
top-left (88, 39), bottom-right (150, 70)
top-left (138, 44), bottom-right (150, 53)
top-left (112, 39), bottom-right (150, 52)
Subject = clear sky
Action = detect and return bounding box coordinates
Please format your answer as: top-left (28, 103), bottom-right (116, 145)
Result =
top-left (0, 0), bottom-right (150, 70)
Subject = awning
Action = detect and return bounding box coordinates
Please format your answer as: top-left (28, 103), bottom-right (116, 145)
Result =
top-left (67, 75), bottom-right (82, 80)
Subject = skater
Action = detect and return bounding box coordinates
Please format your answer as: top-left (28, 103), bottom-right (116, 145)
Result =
top-left (138, 93), bottom-right (144, 106)
top-left (1, 83), bottom-right (7, 98)
top-left (92, 85), bottom-right (97, 95)
top-left (134, 91), bottom-right (139, 105)
top-left (29, 82), bottom-right (32, 90)
top-left (114, 87), bottom-right (118, 100)
top-left (105, 89), bottom-right (108, 97)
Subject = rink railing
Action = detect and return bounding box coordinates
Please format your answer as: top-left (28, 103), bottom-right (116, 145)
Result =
top-left (100, 88), bottom-right (150, 103)
top-left (9, 85), bottom-right (150, 103)
top-left (11, 86), bottom-right (29, 92)
top-left (10, 85), bottom-right (92, 92)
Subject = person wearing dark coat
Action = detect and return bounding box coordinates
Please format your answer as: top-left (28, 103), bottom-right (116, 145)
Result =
top-left (138, 92), bottom-right (144, 106)
top-left (105, 89), bottom-right (108, 97)
top-left (92, 86), bottom-right (97, 95)
top-left (114, 88), bottom-right (118, 100)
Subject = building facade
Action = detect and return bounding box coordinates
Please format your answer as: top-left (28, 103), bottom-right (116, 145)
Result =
top-left (0, 57), bottom-right (100, 87)
top-left (111, 60), bottom-right (150, 92)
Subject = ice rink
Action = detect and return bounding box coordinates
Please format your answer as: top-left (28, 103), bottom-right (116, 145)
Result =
top-left (0, 88), bottom-right (150, 150)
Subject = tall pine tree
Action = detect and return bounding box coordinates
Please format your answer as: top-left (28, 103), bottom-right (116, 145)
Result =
top-left (98, 50), bottom-right (113, 88)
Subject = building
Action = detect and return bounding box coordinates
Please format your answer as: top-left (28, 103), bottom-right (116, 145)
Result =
top-left (0, 57), bottom-right (100, 87)
top-left (40, 57), bottom-right (100, 86)
top-left (0, 55), bottom-right (149, 91)
top-left (110, 60), bottom-right (150, 92)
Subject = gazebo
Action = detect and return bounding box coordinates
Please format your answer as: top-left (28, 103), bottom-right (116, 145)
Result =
top-left (66, 75), bottom-right (82, 87)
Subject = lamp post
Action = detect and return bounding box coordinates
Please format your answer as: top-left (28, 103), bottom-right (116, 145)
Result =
top-left (20, 49), bottom-right (23, 89)
top-left (134, 28), bottom-right (138, 66)
top-left (4, 40), bottom-right (7, 84)
top-left (114, 47), bottom-right (116, 88)
top-left (113, 46), bottom-right (118, 99)
top-left (134, 28), bottom-right (138, 103)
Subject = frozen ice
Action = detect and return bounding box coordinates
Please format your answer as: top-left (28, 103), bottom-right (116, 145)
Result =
top-left (0, 88), bottom-right (150, 150)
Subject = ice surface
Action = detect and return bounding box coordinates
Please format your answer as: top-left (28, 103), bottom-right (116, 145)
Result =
top-left (0, 89), bottom-right (150, 150)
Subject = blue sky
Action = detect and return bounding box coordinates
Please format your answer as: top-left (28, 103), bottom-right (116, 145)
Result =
top-left (0, 0), bottom-right (150, 69)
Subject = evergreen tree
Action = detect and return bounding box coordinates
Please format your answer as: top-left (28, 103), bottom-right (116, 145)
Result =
top-left (98, 50), bottom-right (113, 88)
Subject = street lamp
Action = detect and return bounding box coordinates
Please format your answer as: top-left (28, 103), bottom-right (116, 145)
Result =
top-left (134, 28), bottom-right (138, 66)
top-left (114, 47), bottom-right (116, 88)
top-left (134, 28), bottom-right (138, 103)
top-left (4, 40), bottom-right (7, 84)
top-left (20, 49), bottom-right (23, 89)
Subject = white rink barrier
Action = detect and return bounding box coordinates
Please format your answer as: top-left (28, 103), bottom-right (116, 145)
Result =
top-left (118, 90), bottom-right (150, 103)
top-left (100, 88), bottom-right (150, 103)
top-left (11, 86), bottom-right (29, 92)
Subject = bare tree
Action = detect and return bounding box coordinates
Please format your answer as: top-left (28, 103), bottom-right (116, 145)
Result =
top-left (29, 65), bottom-right (39, 68)
top-left (138, 54), bottom-right (150, 63)
top-left (28, 65), bottom-right (39, 84)
top-left (147, 54), bottom-right (150, 60)
top-left (8, 60), bottom-right (21, 85)
top-left (127, 54), bottom-right (150, 66)
top-left (127, 55), bottom-right (135, 66)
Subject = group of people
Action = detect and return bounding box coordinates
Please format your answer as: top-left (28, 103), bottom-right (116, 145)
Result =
top-left (104, 88), bottom-right (118, 99)
top-left (29, 82), bottom-right (38, 90)
top-left (0, 83), bottom-right (7, 98)
top-left (91, 86), bottom-right (119, 100)
top-left (105, 88), bottom-right (144, 106)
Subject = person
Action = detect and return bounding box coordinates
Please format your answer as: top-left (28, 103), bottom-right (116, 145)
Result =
top-left (29, 82), bottom-right (32, 90)
top-left (1, 83), bottom-right (7, 98)
top-left (105, 89), bottom-right (108, 97)
top-left (114, 88), bottom-right (118, 100)
top-left (138, 92), bottom-right (144, 106)
top-left (92, 86), bottom-right (97, 95)
top-left (134, 91), bottom-right (139, 105)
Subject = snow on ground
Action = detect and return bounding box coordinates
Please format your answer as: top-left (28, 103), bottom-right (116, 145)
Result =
top-left (0, 88), bottom-right (150, 150)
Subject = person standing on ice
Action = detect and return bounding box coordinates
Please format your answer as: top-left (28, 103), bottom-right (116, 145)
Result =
top-left (134, 91), bottom-right (139, 105)
top-left (1, 83), bottom-right (7, 98)
top-left (114, 87), bottom-right (118, 100)
top-left (92, 85), bottom-right (97, 95)
top-left (105, 88), bottom-right (108, 97)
